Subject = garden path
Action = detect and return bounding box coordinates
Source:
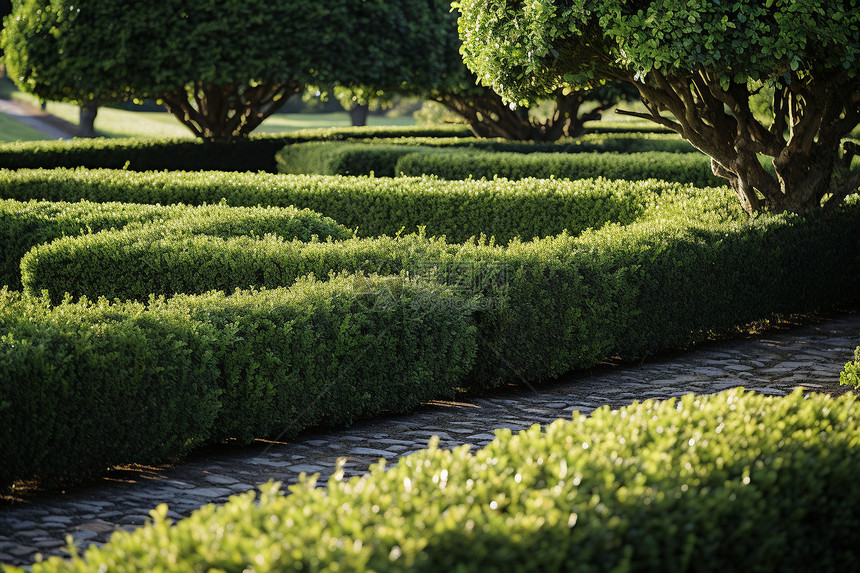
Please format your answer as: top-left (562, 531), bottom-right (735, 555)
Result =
top-left (0, 98), bottom-right (76, 140)
top-left (1, 311), bottom-right (858, 568)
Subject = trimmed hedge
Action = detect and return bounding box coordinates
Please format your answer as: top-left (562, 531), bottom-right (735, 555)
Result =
top-left (841, 347), bottom-right (860, 388)
top-left (23, 191), bottom-right (860, 392)
top-left (0, 273), bottom-right (477, 488)
top-left (0, 289), bottom-right (221, 489)
top-left (15, 389), bottom-right (860, 572)
top-left (274, 136), bottom-right (700, 176)
top-left (0, 169), bottom-right (671, 244)
top-left (0, 126), bottom-right (470, 172)
top-left (0, 198), bottom-right (351, 290)
top-left (276, 142), bottom-right (423, 177)
top-left (394, 149), bottom-right (725, 186)
top-left (21, 232), bottom-right (443, 304)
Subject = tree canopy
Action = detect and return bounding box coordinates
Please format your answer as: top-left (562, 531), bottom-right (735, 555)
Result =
top-left (2, 0), bottom-right (350, 140)
top-left (326, 0), bottom-right (635, 140)
top-left (456, 0), bottom-right (860, 213)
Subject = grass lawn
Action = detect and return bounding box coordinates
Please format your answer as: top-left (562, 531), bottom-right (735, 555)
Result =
top-left (6, 83), bottom-right (416, 138)
top-left (0, 114), bottom-right (51, 143)
top-left (27, 100), bottom-right (416, 139)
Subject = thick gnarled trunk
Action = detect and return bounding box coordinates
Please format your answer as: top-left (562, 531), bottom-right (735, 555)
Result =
top-left (77, 104), bottom-right (98, 138)
top-left (617, 69), bottom-right (860, 214)
top-left (161, 81), bottom-right (303, 141)
top-left (434, 88), bottom-right (614, 142)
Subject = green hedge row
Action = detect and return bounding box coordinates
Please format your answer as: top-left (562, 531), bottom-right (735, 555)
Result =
top-left (0, 198), bottom-right (351, 290)
top-left (394, 149), bottom-right (725, 186)
top-left (0, 126), bottom-right (470, 172)
top-left (0, 169), bottom-right (674, 244)
top-left (274, 144), bottom-right (723, 186)
top-left (15, 389), bottom-right (860, 572)
top-left (276, 142), bottom-right (421, 177)
top-left (23, 192), bottom-right (860, 391)
top-left (274, 136), bottom-right (700, 176)
top-left (841, 347), bottom-right (860, 388)
top-left (0, 273), bottom-right (477, 488)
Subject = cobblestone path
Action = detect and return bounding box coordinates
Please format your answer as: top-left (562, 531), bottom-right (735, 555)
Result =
top-left (2, 312), bottom-right (858, 568)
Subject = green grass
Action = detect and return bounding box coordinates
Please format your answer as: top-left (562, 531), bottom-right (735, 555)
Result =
top-left (258, 112), bottom-right (416, 133)
top-left (0, 114), bottom-right (51, 142)
top-left (7, 85), bottom-right (416, 138)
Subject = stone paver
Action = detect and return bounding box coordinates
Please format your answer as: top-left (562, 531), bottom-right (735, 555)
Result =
top-left (1, 312), bottom-right (858, 567)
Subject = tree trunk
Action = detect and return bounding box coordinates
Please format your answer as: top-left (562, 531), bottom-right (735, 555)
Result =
top-left (349, 104), bottom-right (369, 127)
top-left (161, 81), bottom-right (303, 141)
top-left (616, 69), bottom-right (860, 214)
top-left (77, 104), bottom-right (98, 138)
top-left (434, 87), bottom-right (615, 142)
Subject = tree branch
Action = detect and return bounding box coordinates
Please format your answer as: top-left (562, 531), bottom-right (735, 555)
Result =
top-left (614, 107), bottom-right (683, 133)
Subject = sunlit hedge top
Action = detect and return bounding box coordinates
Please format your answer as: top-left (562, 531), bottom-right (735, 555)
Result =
top-left (455, 0), bottom-right (860, 104)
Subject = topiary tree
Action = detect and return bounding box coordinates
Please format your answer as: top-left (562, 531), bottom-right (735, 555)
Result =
top-left (0, 0), bottom-right (10, 66)
top-left (430, 78), bottom-right (635, 142)
top-left (330, 0), bottom-right (634, 141)
top-left (456, 0), bottom-right (860, 213)
top-left (1, 0), bottom-right (350, 141)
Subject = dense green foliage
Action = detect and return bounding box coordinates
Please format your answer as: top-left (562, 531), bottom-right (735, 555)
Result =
top-left (274, 136), bottom-right (700, 176)
top-left (0, 127), bottom-right (468, 172)
top-left (394, 150), bottom-right (724, 186)
top-left (841, 347), bottom-right (860, 388)
top-left (0, 198), bottom-right (351, 290)
top-left (276, 142), bottom-right (422, 177)
top-left (13, 389), bottom-right (860, 572)
top-left (0, 137), bottom-right (290, 172)
top-left (0, 169), bottom-right (674, 244)
top-left (21, 191), bottom-right (860, 391)
top-left (0, 273), bottom-right (477, 487)
top-left (373, 133), bottom-right (699, 154)
top-left (457, 0), bottom-right (860, 103)
top-left (0, 289), bottom-right (221, 488)
top-left (456, 0), bottom-right (860, 213)
top-left (1, 0), bottom-right (355, 139)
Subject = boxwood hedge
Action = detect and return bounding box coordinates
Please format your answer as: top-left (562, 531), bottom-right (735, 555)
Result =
top-left (0, 169), bottom-right (668, 244)
top-left (0, 198), bottom-right (351, 290)
top-left (276, 142), bottom-right (425, 177)
top-left (275, 134), bottom-right (698, 181)
top-left (0, 126), bottom-right (470, 172)
top-left (0, 289), bottom-right (222, 489)
top-left (22, 193), bottom-right (860, 392)
top-left (1, 273), bottom-right (477, 488)
top-left (372, 133), bottom-right (700, 154)
top-left (394, 149), bottom-right (725, 186)
top-left (274, 136), bottom-right (700, 177)
top-left (13, 389), bottom-right (859, 572)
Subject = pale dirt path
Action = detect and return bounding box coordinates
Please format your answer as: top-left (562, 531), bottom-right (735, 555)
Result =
top-left (0, 98), bottom-right (77, 140)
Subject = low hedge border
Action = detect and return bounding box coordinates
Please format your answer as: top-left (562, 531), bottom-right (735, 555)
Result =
top-left (274, 137), bottom-right (701, 177)
top-left (0, 169), bottom-right (681, 244)
top-left (0, 126), bottom-right (472, 173)
top-left (0, 198), bottom-right (351, 290)
top-left (394, 149), bottom-right (725, 186)
top-left (0, 273), bottom-right (477, 489)
top-left (22, 193), bottom-right (860, 392)
top-left (276, 142), bottom-right (424, 177)
top-left (13, 389), bottom-right (859, 572)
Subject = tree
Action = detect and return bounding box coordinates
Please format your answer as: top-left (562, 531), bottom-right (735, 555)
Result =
top-left (456, 0), bottom-right (860, 213)
top-left (329, 0), bottom-right (634, 141)
top-left (2, 0), bottom-right (350, 140)
top-left (0, 0), bottom-right (10, 68)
